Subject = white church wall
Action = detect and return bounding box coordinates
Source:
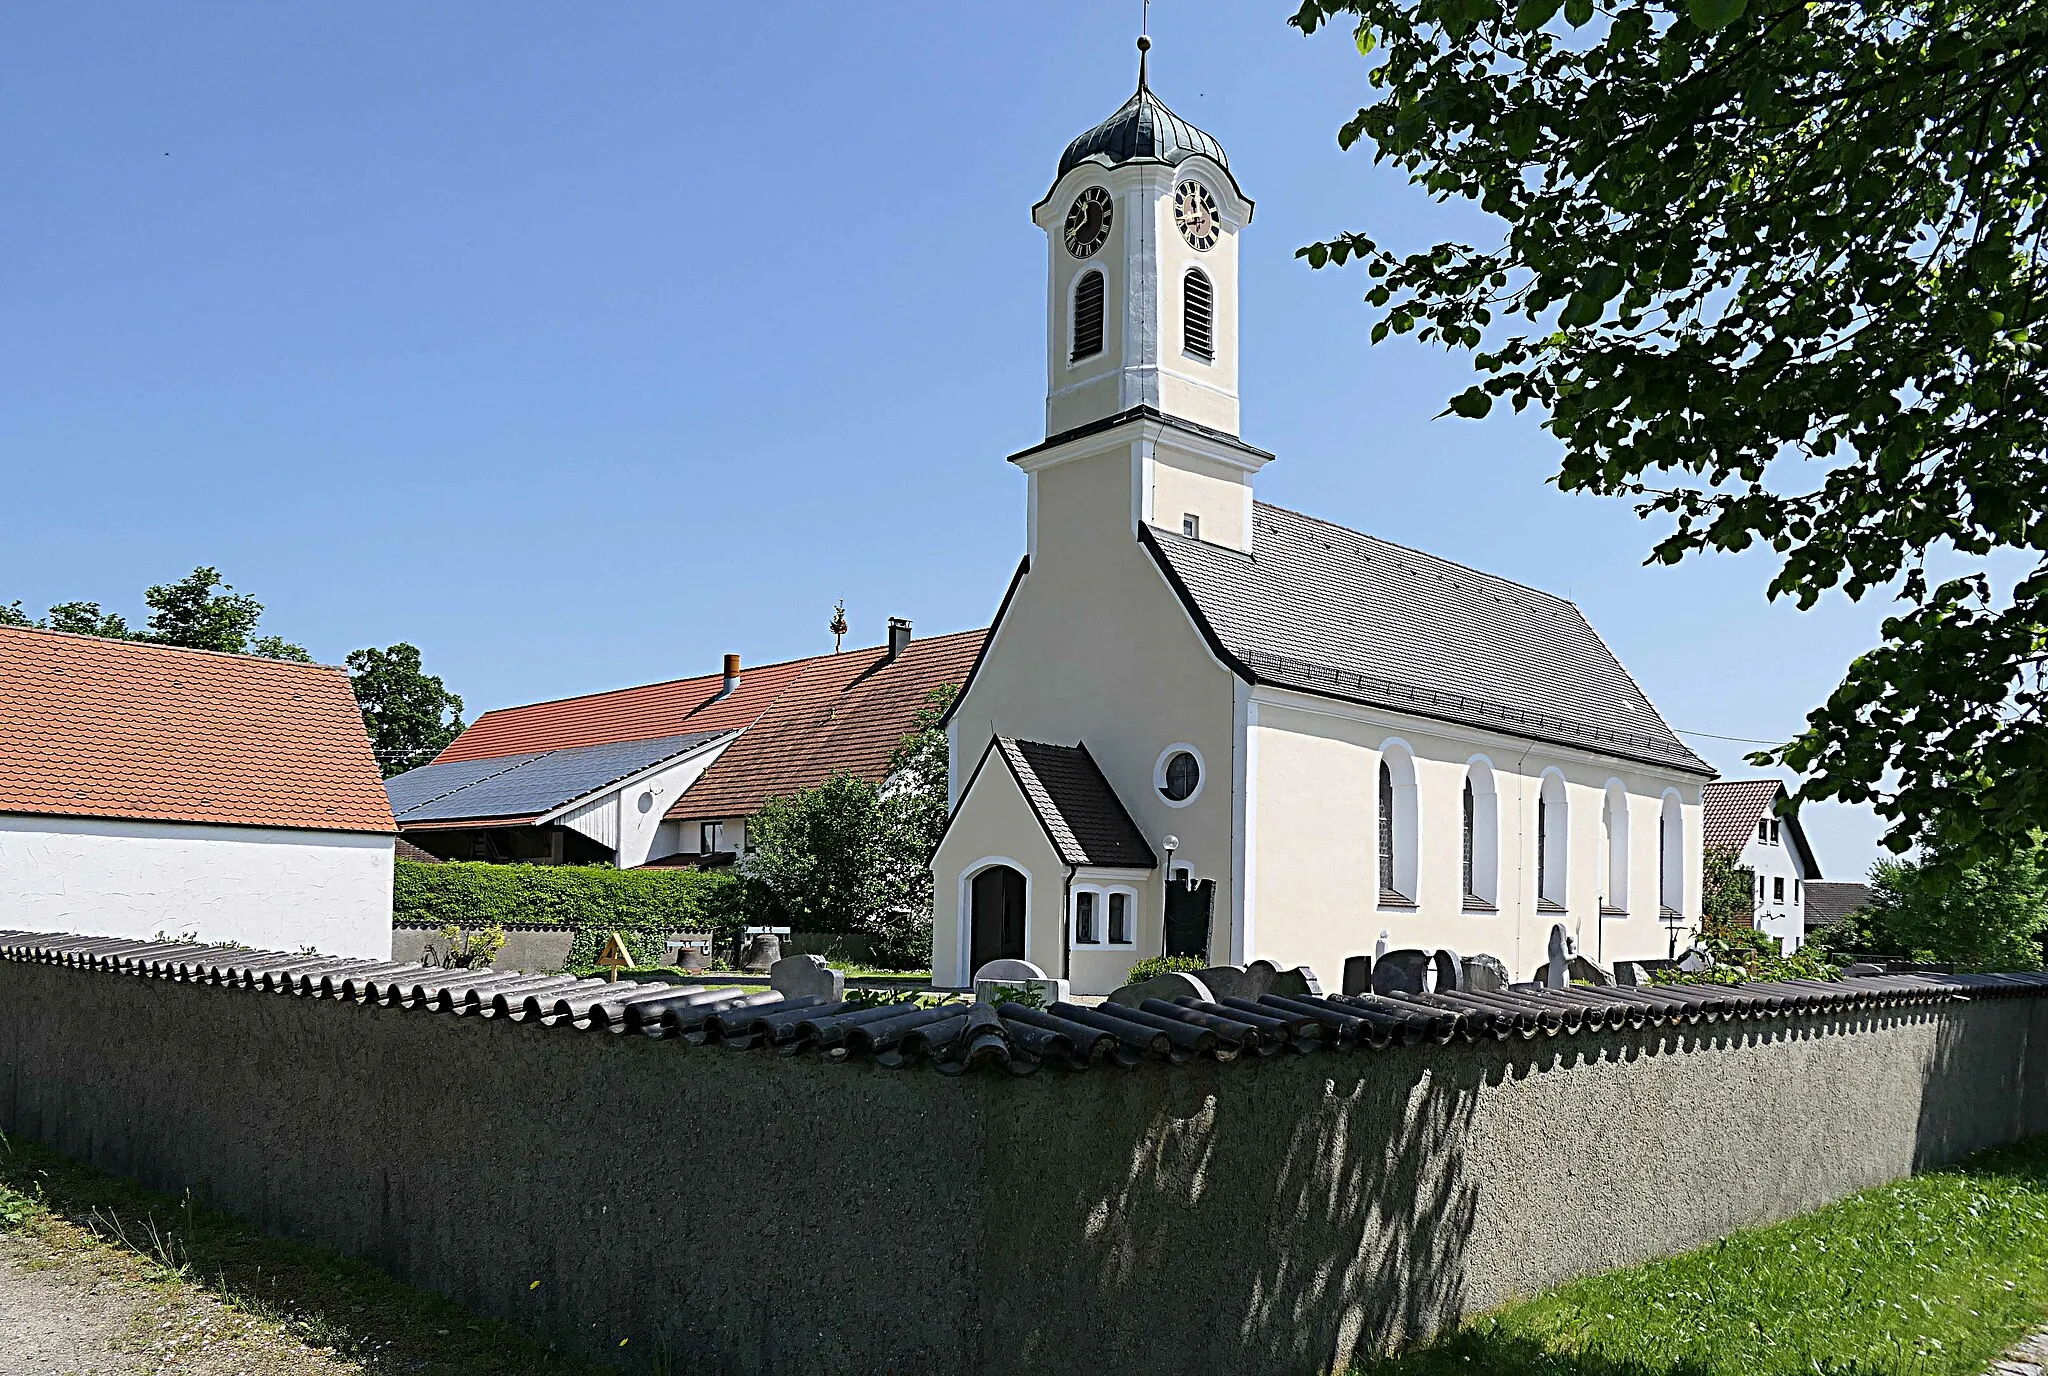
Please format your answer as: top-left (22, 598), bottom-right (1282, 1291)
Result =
top-left (0, 814), bottom-right (392, 959)
top-left (931, 753), bottom-right (1067, 987)
top-left (1245, 687), bottom-right (1704, 983)
top-left (939, 446), bottom-right (1239, 994)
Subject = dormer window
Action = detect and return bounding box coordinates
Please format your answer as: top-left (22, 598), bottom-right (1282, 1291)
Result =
top-left (1072, 270), bottom-right (1105, 362)
top-left (1183, 268), bottom-right (1214, 362)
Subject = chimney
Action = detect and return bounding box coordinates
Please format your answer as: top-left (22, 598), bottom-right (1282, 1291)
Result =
top-left (713, 653), bottom-right (741, 701)
top-left (886, 618), bottom-right (911, 661)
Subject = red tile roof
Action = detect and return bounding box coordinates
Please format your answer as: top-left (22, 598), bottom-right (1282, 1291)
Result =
top-left (668, 630), bottom-right (985, 821)
top-left (435, 657), bottom-right (816, 762)
top-left (1702, 778), bottom-right (1785, 854)
top-left (0, 626), bottom-right (394, 834)
top-left (428, 628), bottom-right (987, 822)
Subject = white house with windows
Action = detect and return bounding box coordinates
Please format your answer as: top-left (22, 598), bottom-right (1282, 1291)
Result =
top-left (929, 44), bottom-right (1712, 996)
top-left (1703, 778), bottom-right (1822, 950)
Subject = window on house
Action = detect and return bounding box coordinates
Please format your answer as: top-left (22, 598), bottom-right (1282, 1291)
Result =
top-left (1072, 270), bottom-right (1105, 362)
top-left (1660, 793), bottom-right (1682, 914)
top-left (1379, 760), bottom-right (1397, 896)
top-left (1795, 879), bottom-right (1802, 903)
top-left (1463, 761), bottom-right (1499, 910)
top-left (1462, 778), bottom-right (1475, 900)
top-left (1602, 783), bottom-right (1629, 914)
top-left (1182, 513), bottom-right (1200, 540)
top-left (1108, 890), bottom-right (1130, 945)
top-left (1773, 876), bottom-right (1785, 903)
top-left (700, 821), bottom-right (723, 853)
top-left (1538, 772), bottom-right (1568, 912)
top-left (1183, 268), bottom-right (1214, 361)
top-left (1161, 750), bottom-right (1200, 802)
top-left (1770, 819), bottom-right (1782, 843)
top-left (1074, 890), bottom-right (1097, 945)
top-left (1759, 819), bottom-right (1770, 843)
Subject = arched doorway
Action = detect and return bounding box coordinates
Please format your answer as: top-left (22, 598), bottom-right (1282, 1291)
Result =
top-left (969, 865), bottom-right (1027, 973)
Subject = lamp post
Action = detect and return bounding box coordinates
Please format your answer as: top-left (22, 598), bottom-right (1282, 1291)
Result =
top-left (1160, 835), bottom-right (1179, 957)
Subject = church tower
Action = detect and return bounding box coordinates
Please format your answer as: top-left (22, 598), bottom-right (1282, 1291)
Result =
top-left (1017, 38), bottom-right (1269, 553)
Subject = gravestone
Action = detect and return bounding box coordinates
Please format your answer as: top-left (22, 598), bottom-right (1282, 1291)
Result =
top-left (1537, 924), bottom-right (1576, 990)
top-left (1676, 947), bottom-right (1713, 974)
top-left (1341, 955), bottom-right (1373, 997)
top-left (1431, 947), bottom-right (1464, 992)
top-left (1568, 955), bottom-right (1615, 987)
top-left (1372, 949), bottom-right (1433, 995)
top-left (770, 954), bottom-right (844, 1003)
top-left (1108, 971), bottom-right (1215, 1007)
top-left (1268, 965), bottom-right (1324, 999)
top-left (1463, 954), bottom-right (1510, 992)
top-left (1195, 965), bottom-right (1259, 1001)
top-left (1840, 962), bottom-right (1886, 977)
top-left (972, 958), bottom-right (1068, 1007)
top-left (1374, 930), bottom-right (1392, 962)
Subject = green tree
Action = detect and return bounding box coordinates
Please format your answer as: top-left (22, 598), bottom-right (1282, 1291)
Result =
top-left (345, 643), bottom-right (466, 777)
top-left (1824, 835), bottom-right (2048, 970)
top-left (1, 569), bottom-right (305, 658)
top-left (1291, 0), bottom-right (2048, 867)
top-left (1701, 845), bottom-right (1756, 931)
top-left (45, 602), bottom-right (132, 638)
top-left (741, 686), bottom-right (957, 970)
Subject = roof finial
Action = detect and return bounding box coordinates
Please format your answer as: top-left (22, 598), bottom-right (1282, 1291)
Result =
top-left (1138, 0), bottom-right (1152, 89)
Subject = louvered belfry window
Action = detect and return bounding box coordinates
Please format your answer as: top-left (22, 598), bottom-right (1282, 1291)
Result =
top-left (1183, 269), bottom-right (1214, 361)
top-left (1378, 760), bottom-right (1396, 894)
top-left (1072, 270), bottom-right (1105, 362)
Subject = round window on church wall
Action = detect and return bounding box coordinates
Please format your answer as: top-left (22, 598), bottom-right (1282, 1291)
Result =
top-left (1161, 751), bottom-right (1200, 802)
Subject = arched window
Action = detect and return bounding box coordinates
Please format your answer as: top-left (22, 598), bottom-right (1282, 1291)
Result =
top-left (1602, 782), bottom-right (1630, 915)
top-left (1537, 770), bottom-right (1568, 913)
top-left (1659, 792), bottom-right (1684, 915)
top-left (1376, 742), bottom-right (1418, 906)
top-left (1183, 268), bottom-right (1214, 362)
top-left (1071, 270), bottom-right (1105, 362)
top-left (1463, 759), bottom-right (1500, 909)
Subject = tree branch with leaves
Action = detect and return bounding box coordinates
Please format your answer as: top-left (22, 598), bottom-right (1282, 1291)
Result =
top-left (1293, 0), bottom-right (2048, 864)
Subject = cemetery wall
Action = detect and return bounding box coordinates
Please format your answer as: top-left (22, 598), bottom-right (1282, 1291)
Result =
top-left (2, 957), bottom-right (2045, 1375)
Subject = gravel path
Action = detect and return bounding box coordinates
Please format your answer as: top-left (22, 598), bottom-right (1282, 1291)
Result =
top-left (1996, 1328), bottom-right (2048, 1375)
top-left (0, 1227), bottom-right (359, 1375)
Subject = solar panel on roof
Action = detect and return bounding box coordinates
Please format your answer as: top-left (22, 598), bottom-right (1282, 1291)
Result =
top-left (387, 731), bottom-right (733, 823)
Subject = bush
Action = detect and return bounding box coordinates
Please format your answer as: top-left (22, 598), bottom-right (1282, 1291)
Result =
top-left (392, 859), bottom-right (752, 968)
top-left (1658, 920), bottom-right (1838, 987)
top-left (1123, 954), bottom-right (1206, 984)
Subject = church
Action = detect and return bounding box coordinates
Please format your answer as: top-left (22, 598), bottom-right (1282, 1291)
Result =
top-left (931, 41), bottom-right (1714, 996)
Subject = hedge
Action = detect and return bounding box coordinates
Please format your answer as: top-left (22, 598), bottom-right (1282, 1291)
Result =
top-left (391, 860), bottom-right (749, 967)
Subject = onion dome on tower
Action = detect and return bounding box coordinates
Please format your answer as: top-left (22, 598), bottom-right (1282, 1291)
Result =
top-left (1053, 36), bottom-right (1243, 197)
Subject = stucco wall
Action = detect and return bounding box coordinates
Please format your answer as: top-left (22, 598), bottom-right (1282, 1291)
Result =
top-left (1249, 689), bottom-right (1705, 982)
top-left (1742, 831), bottom-right (1813, 951)
top-left (940, 442), bottom-right (1238, 992)
top-left (2, 955), bottom-right (2044, 1376)
top-left (0, 815), bottom-right (391, 959)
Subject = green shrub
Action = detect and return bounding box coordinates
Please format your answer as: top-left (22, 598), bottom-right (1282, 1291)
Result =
top-left (392, 859), bottom-right (753, 968)
top-left (1123, 954), bottom-right (1206, 984)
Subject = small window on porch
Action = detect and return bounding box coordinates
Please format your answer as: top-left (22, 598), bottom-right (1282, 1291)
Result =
top-left (700, 821), bottom-right (723, 853)
top-left (1075, 890), bottom-right (1097, 945)
top-left (1108, 890), bottom-right (1130, 945)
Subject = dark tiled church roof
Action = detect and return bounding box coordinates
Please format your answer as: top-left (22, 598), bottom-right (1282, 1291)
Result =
top-left (1143, 503), bottom-right (1713, 775)
top-left (995, 739), bottom-right (1156, 869)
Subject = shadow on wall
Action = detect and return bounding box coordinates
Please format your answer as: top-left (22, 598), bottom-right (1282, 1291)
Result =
top-left (977, 1047), bottom-right (1488, 1372)
top-left (1913, 997), bottom-right (2048, 1173)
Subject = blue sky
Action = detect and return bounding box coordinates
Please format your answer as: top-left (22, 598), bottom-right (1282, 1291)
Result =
top-left (1, 1), bottom-right (1900, 876)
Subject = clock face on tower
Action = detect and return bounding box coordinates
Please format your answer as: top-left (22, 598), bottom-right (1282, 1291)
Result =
top-left (1064, 187), bottom-right (1114, 259)
top-left (1174, 180), bottom-right (1220, 251)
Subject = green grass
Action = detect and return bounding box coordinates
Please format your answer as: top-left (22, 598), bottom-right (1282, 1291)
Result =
top-left (0, 1132), bottom-right (613, 1375)
top-left (1355, 1135), bottom-right (2048, 1376)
